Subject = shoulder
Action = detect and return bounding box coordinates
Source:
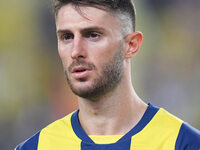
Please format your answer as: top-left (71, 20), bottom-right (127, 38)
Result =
top-left (15, 131), bottom-right (40, 150)
top-left (175, 122), bottom-right (200, 150)
top-left (152, 107), bottom-right (183, 130)
top-left (140, 104), bottom-right (183, 137)
top-left (156, 107), bottom-right (200, 149)
top-left (15, 112), bottom-right (74, 150)
top-left (147, 103), bottom-right (183, 126)
top-left (147, 104), bottom-right (200, 149)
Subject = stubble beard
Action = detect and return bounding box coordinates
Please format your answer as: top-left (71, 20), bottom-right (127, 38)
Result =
top-left (64, 47), bottom-right (124, 100)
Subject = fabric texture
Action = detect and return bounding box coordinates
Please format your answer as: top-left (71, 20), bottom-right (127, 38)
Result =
top-left (15, 103), bottom-right (200, 150)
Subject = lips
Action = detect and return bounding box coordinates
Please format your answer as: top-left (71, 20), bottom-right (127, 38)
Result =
top-left (72, 66), bottom-right (91, 73)
top-left (71, 66), bottom-right (92, 79)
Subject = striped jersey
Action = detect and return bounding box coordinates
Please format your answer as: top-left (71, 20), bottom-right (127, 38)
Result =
top-left (15, 103), bottom-right (200, 150)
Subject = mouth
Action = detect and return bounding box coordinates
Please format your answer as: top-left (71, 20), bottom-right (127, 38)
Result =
top-left (72, 67), bottom-right (90, 73)
top-left (71, 66), bottom-right (92, 79)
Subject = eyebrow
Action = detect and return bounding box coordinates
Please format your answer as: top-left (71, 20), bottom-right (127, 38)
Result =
top-left (57, 27), bottom-right (106, 35)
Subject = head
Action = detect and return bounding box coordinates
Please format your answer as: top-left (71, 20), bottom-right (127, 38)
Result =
top-left (54, 0), bottom-right (143, 99)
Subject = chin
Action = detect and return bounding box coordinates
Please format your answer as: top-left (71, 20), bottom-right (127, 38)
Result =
top-left (70, 82), bottom-right (92, 95)
top-left (70, 84), bottom-right (102, 99)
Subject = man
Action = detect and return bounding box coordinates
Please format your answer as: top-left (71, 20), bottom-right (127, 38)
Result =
top-left (16, 0), bottom-right (200, 149)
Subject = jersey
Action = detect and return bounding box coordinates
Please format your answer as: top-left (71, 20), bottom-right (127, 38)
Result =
top-left (15, 103), bottom-right (200, 150)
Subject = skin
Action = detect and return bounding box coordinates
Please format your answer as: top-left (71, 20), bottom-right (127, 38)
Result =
top-left (56, 4), bottom-right (147, 135)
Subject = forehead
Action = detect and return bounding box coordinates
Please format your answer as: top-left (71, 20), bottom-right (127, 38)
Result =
top-left (56, 4), bottom-right (120, 32)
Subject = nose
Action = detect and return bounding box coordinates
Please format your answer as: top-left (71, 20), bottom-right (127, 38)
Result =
top-left (71, 34), bottom-right (86, 59)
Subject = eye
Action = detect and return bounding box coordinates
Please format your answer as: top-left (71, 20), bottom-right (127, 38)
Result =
top-left (90, 32), bottom-right (99, 38)
top-left (61, 33), bottom-right (74, 41)
top-left (85, 31), bottom-right (101, 40)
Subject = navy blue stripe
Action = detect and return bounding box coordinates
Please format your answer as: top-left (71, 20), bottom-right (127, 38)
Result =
top-left (81, 138), bottom-right (131, 150)
top-left (71, 103), bottom-right (159, 144)
top-left (118, 103), bottom-right (159, 142)
top-left (71, 110), bottom-right (94, 143)
top-left (175, 122), bottom-right (200, 150)
top-left (16, 131), bottom-right (40, 150)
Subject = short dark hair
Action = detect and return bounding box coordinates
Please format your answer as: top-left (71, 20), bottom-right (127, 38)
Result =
top-left (53, 0), bottom-right (136, 33)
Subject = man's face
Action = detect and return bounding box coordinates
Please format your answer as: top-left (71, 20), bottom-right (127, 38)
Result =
top-left (56, 4), bottom-right (124, 99)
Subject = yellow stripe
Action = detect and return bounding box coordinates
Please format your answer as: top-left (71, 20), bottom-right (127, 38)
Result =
top-left (130, 108), bottom-right (183, 150)
top-left (38, 112), bottom-right (81, 150)
top-left (89, 135), bottom-right (123, 144)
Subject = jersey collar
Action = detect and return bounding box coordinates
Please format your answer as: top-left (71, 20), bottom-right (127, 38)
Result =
top-left (71, 103), bottom-right (159, 144)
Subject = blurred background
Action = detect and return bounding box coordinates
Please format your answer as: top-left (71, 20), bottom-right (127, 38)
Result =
top-left (0, 0), bottom-right (199, 149)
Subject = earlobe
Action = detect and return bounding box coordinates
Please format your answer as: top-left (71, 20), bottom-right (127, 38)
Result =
top-left (124, 32), bottom-right (143, 58)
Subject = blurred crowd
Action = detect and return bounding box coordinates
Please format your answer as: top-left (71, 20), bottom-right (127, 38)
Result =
top-left (0, 0), bottom-right (199, 149)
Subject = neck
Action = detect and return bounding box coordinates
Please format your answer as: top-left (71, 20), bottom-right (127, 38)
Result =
top-left (77, 66), bottom-right (147, 135)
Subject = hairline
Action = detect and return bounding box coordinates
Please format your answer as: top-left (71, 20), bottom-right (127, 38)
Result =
top-left (55, 3), bottom-right (134, 36)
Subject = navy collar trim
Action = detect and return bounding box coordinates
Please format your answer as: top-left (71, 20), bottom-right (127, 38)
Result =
top-left (71, 103), bottom-right (159, 144)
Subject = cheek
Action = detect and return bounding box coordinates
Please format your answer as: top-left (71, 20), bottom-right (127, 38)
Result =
top-left (58, 44), bottom-right (71, 67)
top-left (90, 43), bottom-right (118, 63)
top-left (89, 48), bottom-right (115, 73)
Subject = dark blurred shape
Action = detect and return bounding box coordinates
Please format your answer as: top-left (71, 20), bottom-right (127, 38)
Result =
top-left (36, 2), bottom-right (57, 53)
top-left (144, 0), bottom-right (175, 14)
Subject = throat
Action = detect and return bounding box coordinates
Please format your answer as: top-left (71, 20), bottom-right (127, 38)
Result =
top-left (78, 109), bottom-right (130, 135)
top-left (78, 98), bottom-right (148, 136)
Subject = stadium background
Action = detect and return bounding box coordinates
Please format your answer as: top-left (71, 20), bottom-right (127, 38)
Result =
top-left (0, 0), bottom-right (200, 149)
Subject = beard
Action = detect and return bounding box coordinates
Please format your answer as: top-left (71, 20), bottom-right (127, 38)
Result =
top-left (64, 47), bottom-right (124, 100)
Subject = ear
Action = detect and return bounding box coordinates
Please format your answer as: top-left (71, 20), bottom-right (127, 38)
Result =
top-left (124, 32), bottom-right (143, 58)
